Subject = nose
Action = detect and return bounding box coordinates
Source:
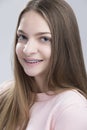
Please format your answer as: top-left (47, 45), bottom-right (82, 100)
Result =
top-left (23, 39), bottom-right (38, 56)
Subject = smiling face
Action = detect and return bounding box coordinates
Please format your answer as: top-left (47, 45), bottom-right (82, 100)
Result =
top-left (16, 10), bottom-right (51, 81)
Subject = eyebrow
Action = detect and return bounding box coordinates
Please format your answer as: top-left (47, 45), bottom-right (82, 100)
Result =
top-left (17, 29), bottom-right (51, 36)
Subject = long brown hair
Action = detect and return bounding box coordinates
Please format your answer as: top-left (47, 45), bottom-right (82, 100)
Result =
top-left (0, 0), bottom-right (87, 129)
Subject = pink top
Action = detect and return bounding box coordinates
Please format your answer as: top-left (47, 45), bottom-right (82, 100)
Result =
top-left (26, 90), bottom-right (87, 130)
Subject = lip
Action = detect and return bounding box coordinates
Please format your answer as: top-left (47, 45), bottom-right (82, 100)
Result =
top-left (24, 57), bottom-right (43, 60)
top-left (23, 58), bottom-right (43, 64)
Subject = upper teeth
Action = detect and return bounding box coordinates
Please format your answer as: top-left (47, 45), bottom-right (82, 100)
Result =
top-left (25, 60), bottom-right (42, 63)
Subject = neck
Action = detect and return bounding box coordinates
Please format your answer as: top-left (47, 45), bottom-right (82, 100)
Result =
top-left (35, 76), bottom-right (47, 93)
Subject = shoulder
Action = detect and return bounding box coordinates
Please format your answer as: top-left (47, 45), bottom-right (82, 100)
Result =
top-left (0, 80), bottom-right (14, 90)
top-left (52, 89), bottom-right (87, 120)
top-left (0, 80), bottom-right (15, 99)
top-left (53, 90), bottom-right (87, 130)
top-left (55, 89), bottom-right (87, 106)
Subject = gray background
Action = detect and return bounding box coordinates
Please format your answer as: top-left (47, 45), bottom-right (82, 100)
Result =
top-left (0, 0), bottom-right (87, 84)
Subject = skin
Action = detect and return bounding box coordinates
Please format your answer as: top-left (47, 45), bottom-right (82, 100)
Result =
top-left (16, 10), bottom-right (52, 91)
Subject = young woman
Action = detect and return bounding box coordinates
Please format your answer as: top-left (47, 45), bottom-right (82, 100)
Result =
top-left (0, 0), bottom-right (87, 129)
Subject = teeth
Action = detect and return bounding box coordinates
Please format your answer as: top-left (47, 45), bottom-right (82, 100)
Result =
top-left (25, 59), bottom-right (42, 63)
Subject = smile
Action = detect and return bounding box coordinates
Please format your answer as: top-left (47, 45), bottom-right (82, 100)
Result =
top-left (24, 59), bottom-right (43, 64)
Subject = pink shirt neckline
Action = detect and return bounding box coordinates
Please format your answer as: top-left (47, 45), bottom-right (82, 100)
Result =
top-left (36, 91), bottom-right (55, 102)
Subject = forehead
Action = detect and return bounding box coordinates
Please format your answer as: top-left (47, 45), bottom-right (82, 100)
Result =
top-left (18, 10), bottom-right (51, 35)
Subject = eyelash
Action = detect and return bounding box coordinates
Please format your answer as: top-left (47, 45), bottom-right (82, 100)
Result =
top-left (40, 36), bottom-right (51, 42)
top-left (17, 34), bottom-right (51, 44)
top-left (17, 34), bottom-right (28, 42)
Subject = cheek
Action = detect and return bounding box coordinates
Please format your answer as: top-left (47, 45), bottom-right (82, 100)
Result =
top-left (42, 46), bottom-right (51, 59)
top-left (16, 43), bottom-right (23, 58)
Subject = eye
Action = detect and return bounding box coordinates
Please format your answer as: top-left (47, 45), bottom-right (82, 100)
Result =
top-left (40, 36), bottom-right (51, 43)
top-left (17, 34), bottom-right (28, 43)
